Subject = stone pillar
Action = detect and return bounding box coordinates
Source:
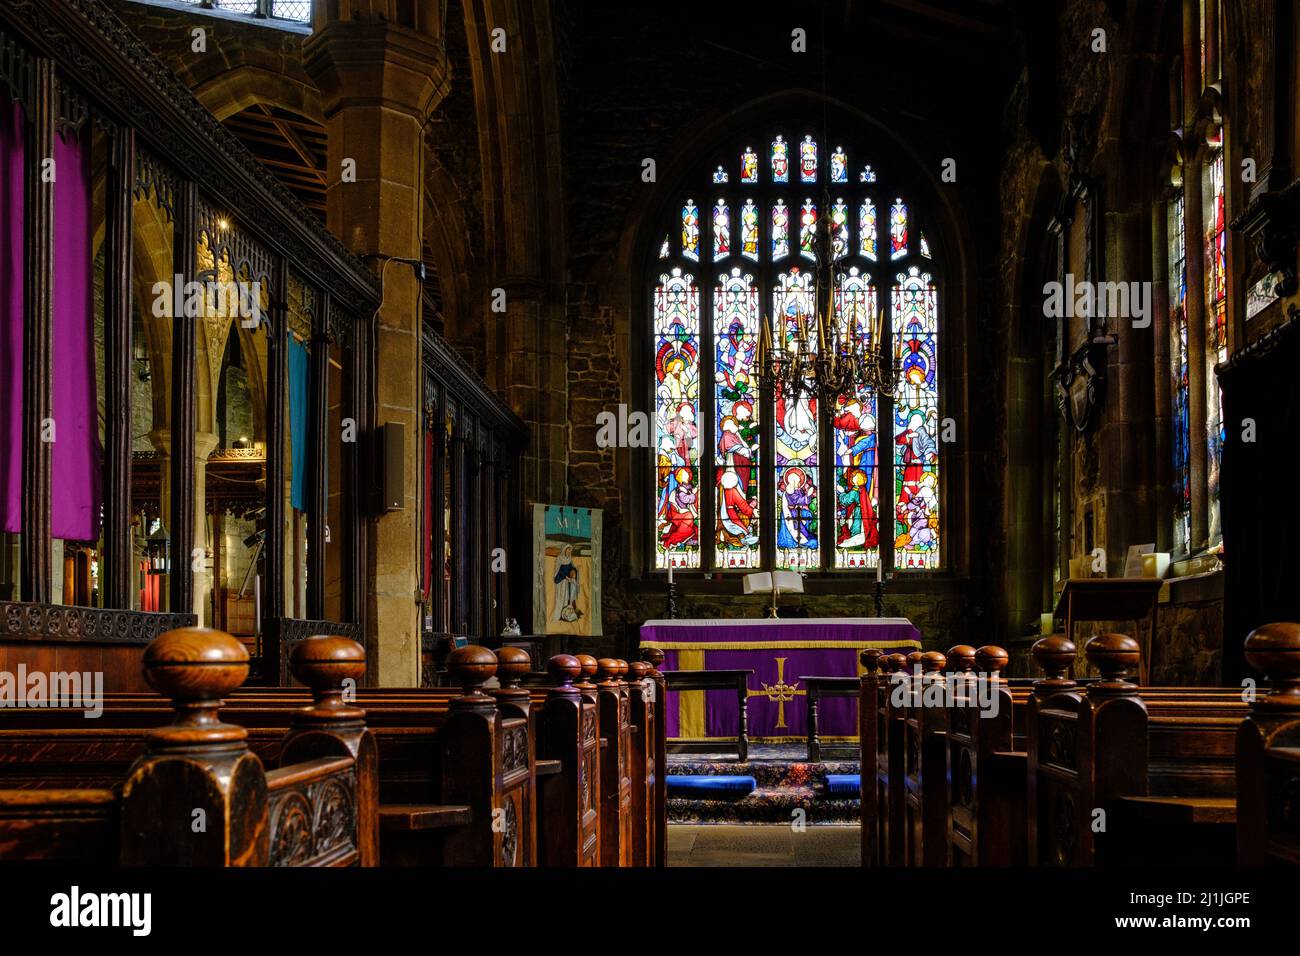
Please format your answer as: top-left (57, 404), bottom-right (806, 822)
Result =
top-left (191, 430), bottom-right (220, 622)
top-left (305, 11), bottom-right (447, 686)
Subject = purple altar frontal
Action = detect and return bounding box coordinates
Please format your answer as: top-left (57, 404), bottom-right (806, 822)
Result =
top-left (641, 618), bottom-right (921, 744)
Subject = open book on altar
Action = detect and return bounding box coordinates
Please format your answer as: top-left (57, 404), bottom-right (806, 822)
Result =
top-left (741, 571), bottom-right (805, 595)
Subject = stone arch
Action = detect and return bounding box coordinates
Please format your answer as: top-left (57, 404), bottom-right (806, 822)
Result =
top-left (617, 90), bottom-right (984, 577)
top-left (192, 67), bottom-right (324, 125)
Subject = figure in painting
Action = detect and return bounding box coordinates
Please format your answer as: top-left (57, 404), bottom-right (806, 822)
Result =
top-left (550, 544), bottom-right (582, 623)
top-left (777, 467), bottom-right (817, 552)
top-left (660, 467), bottom-right (699, 550)
top-left (895, 410), bottom-right (935, 499)
top-left (837, 468), bottom-right (878, 549)
top-left (716, 415), bottom-right (754, 490)
top-left (717, 470), bottom-right (758, 547)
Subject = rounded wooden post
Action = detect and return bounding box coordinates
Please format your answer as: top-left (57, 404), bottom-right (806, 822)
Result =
top-left (547, 653), bottom-right (583, 700)
top-left (575, 653), bottom-right (599, 701)
top-left (121, 627), bottom-right (266, 866)
top-left (1237, 623), bottom-right (1300, 864)
top-left (860, 648), bottom-right (883, 676)
top-left (1031, 635), bottom-right (1077, 699)
top-left (975, 645), bottom-right (1009, 681)
top-left (493, 645), bottom-right (533, 715)
top-left (284, 635), bottom-right (378, 866)
top-left (447, 645), bottom-right (499, 715)
top-left (946, 645), bottom-right (976, 673)
top-left (1084, 633), bottom-right (1141, 698)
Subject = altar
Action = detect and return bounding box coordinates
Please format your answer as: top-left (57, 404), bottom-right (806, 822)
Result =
top-left (640, 618), bottom-right (921, 745)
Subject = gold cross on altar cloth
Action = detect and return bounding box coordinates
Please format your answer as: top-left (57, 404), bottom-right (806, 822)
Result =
top-left (746, 657), bottom-right (806, 729)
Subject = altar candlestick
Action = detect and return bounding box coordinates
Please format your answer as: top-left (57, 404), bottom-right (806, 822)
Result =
top-left (667, 560), bottom-right (673, 585)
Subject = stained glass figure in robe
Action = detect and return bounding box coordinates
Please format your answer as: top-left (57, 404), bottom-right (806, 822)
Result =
top-left (832, 267), bottom-right (879, 569)
top-left (713, 199), bottom-right (731, 261)
top-left (799, 135), bottom-right (818, 183)
top-left (771, 135), bottom-right (789, 183)
top-left (740, 199), bottom-right (759, 261)
top-left (713, 165), bottom-right (729, 184)
top-left (714, 268), bottom-right (761, 568)
top-left (859, 199), bottom-right (877, 261)
top-left (1169, 194), bottom-right (1191, 554)
top-left (830, 198), bottom-right (849, 261)
top-left (799, 200), bottom-right (817, 261)
top-left (682, 199), bottom-right (700, 262)
top-left (920, 233), bottom-right (932, 258)
top-left (772, 199), bottom-right (790, 260)
top-left (1204, 150), bottom-right (1227, 543)
top-left (890, 199), bottom-right (908, 260)
top-left (772, 268), bottom-right (819, 569)
top-left (659, 235), bottom-right (670, 259)
top-left (892, 267), bottom-right (939, 569)
top-left (860, 165), bottom-right (876, 183)
top-left (741, 147), bottom-right (758, 184)
top-left (831, 147), bottom-right (847, 184)
top-left (653, 268), bottom-right (701, 569)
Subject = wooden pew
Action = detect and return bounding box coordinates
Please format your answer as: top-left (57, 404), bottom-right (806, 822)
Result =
top-left (901, 650), bottom-right (949, 866)
top-left (862, 651), bottom-right (908, 866)
top-left (596, 658), bottom-right (634, 867)
top-left (641, 647), bottom-right (669, 868)
top-left (0, 637), bottom-right (531, 867)
top-left (1028, 633), bottom-right (1249, 866)
top-left (1236, 622), bottom-right (1300, 865)
top-left (0, 627), bottom-right (372, 866)
top-left (528, 654), bottom-right (602, 867)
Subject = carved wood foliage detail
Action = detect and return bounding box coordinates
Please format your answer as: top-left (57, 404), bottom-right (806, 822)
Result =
top-left (0, 602), bottom-right (194, 644)
top-left (269, 771), bottom-right (357, 867)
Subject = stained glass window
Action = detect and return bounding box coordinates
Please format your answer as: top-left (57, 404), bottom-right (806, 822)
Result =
top-left (831, 147), bottom-right (848, 184)
top-left (772, 199), bottom-right (790, 260)
top-left (890, 199), bottom-right (908, 260)
top-left (892, 267), bottom-right (939, 569)
top-left (772, 136), bottom-right (789, 183)
top-left (833, 268), bottom-right (880, 569)
top-left (741, 199), bottom-right (759, 261)
top-left (799, 135), bottom-right (818, 183)
top-left (1169, 195), bottom-right (1191, 555)
top-left (1204, 150), bottom-right (1226, 544)
top-left (650, 134), bottom-right (940, 574)
top-left (682, 199), bottom-right (699, 262)
top-left (715, 268), bottom-right (762, 568)
top-left (713, 199), bottom-right (731, 262)
top-left (799, 200), bottom-right (817, 261)
top-left (859, 199), bottom-right (877, 261)
top-left (830, 199), bottom-right (850, 261)
top-left (654, 268), bottom-right (701, 570)
top-left (773, 268), bottom-right (819, 569)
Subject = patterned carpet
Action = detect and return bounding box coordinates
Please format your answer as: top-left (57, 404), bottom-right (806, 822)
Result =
top-left (666, 744), bottom-right (861, 824)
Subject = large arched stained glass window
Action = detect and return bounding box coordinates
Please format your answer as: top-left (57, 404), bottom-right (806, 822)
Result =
top-left (651, 130), bottom-right (941, 573)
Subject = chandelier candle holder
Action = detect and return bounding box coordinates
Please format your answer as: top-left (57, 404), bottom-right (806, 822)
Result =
top-left (761, 203), bottom-right (900, 403)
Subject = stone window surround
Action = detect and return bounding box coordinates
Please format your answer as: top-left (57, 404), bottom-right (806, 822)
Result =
top-left (123, 0), bottom-right (312, 34)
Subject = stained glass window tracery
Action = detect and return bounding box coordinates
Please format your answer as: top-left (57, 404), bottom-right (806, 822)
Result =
top-left (650, 133), bottom-right (940, 573)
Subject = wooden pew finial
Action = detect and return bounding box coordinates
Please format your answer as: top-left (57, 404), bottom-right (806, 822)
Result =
top-left (906, 651), bottom-right (924, 674)
top-left (1031, 635), bottom-right (1076, 695)
top-left (575, 654), bottom-right (599, 688)
top-left (884, 652), bottom-right (907, 674)
top-left (597, 658), bottom-right (623, 685)
top-left (1244, 622), bottom-right (1300, 708)
top-left (290, 635), bottom-right (367, 722)
top-left (641, 646), bottom-right (666, 671)
top-left (547, 654), bottom-right (583, 699)
top-left (947, 645), bottom-right (977, 673)
top-left (1084, 633), bottom-right (1141, 695)
top-left (495, 646), bottom-right (532, 690)
top-left (975, 645), bottom-right (1009, 679)
top-left (860, 648), bottom-right (883, 675)
top-left (446, 646), bottom-right (498, 711)
top-left (141, 626), bottom-right (251, 748)
top-left (921, 651), bottom-right (947, 675)
top-left (627, 660), bottom-right (650, 681)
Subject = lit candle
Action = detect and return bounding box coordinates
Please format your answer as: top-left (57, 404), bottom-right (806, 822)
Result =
top-left (667, 560), bottom-right (673, 585)
top-left (876, 560), bottom-right (882, 584)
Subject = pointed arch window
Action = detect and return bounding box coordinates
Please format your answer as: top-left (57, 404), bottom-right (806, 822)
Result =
top-left (649, 130), bottom-right (942, 573)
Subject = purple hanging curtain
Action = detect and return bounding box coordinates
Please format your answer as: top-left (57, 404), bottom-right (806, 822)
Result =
top-left (50, 125), bottom-right (100, 542)
top-left (0, 102), bottom-right (24, 535)
top-left (0, 102), bottom-right (101, 542)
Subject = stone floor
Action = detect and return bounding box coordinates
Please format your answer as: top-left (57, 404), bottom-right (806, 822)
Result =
top-left (667, 823), bottom-right (861, 867)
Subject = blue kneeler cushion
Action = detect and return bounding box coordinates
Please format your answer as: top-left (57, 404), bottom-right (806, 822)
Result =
top-left (824, 774), bottom-right (861, 796)
top-left (666, 774), bottom-right (757, 798)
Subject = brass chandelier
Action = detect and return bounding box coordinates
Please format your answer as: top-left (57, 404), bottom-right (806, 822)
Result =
top-left (759, 184), bottom-right (900, 404)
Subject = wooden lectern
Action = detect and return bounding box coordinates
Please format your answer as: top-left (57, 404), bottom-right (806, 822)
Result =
top-left (1054, 578), bottom-right (1163, 684)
